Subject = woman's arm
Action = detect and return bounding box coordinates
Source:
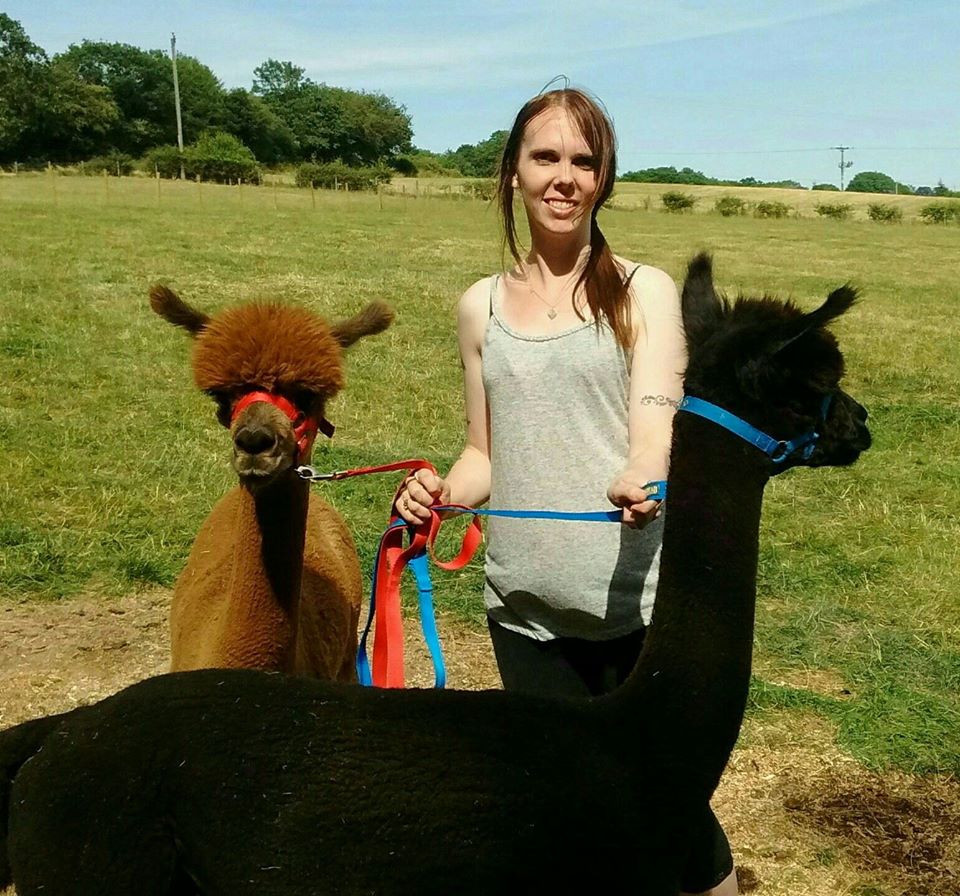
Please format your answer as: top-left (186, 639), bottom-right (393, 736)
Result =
top-left (607, 265), bottom-right (687, 526)
top-left (397, 278), bottom-right (493, 523)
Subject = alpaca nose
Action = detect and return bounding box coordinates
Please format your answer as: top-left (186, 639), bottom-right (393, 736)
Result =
top-left (234, 423), bottom-right (278, 456)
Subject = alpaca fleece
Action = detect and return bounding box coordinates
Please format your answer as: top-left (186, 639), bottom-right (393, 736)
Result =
top-left (0, 255), bottom-right (870, 895)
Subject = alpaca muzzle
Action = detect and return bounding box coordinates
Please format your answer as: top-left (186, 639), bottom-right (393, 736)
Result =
top-left (230, 390), bottom-right (331, 463)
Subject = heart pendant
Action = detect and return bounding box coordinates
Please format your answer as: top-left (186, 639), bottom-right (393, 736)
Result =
top-left (547, 309), bottom-right (557, 320)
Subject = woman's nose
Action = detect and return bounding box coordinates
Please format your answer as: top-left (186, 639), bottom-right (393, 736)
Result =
top-left (553, 160), bottom-right (574, 187)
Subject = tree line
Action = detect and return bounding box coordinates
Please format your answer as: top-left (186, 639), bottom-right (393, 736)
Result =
top-left (621, 165), bottom-right (954, 196)
top-left (0, 15), bottom-right (412, 169)
top-left (2, 14), bottom-right (954, 193)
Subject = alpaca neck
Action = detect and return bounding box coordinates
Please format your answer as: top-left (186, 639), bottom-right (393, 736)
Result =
top-left (219, 475), bottom-right (309, 667)
top-left (609, 412), bottom-right (769, 781)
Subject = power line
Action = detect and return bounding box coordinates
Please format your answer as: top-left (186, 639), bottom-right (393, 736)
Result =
top-left (624, 146), bottom-right (960, 156)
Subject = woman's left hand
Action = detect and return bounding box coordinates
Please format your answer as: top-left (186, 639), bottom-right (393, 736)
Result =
top-left (607, 473), bottom-right (663, 529)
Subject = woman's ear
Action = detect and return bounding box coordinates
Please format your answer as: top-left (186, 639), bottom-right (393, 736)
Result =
top-left (511, 173), bottom-right (519, 189)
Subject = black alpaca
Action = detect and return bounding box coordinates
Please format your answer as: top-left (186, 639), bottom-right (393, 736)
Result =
top-left (0, 255), bottom-right (870, 895)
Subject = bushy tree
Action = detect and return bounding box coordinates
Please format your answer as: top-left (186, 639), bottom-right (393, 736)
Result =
top-left (0, 13), bottom-right (47, 156)
top-left (35, 59), bottom-right (119, 159)
top-left (252, 59), bottom-right (412, 165)
top-left (764, 179), bottom-right (805, 190)
top-left (141, 144), bottom-right (183, 178)
top-left (812, 183), bottom-right (839, 191)
top-left (252, 59), bottom-right (307, 98)
top-left (55, 42), bottom-right (170, 154)
top-left (184, 130), bottom-right (259, 182)
top-left (623, 166), bottom-right (712, 185)
top-left (443, 130), bottom-right (507, 178)
top-left (846, 171), bottom-right (896, 194)
top-left (0, 16), bottom-right (118, 162)
top-left (55, 41), bottom-right (226, 156)
top-left (867, 203), bottom-right (902, 223)
top-left (661, 191), bottom-right (696, 212)
top-left (815, 202), bottom-right (852, 220)
top-left (171, 54), bottom-right (227, 141)
top-left (83, 151), bottom-right (134, 175)
top-left (714, 195), bottom-right (746, 217)
top-left (919, 202), bottom-right (960, 224)
top-left (753, 201), bottom-right (791, 219)
top-left (222, 88), bottom-right (295, 164)
top-left (932, 180), bottom-right (959, 198)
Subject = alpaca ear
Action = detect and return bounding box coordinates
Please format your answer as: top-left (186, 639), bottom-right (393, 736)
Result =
top-left (681, 252), bottom-right (725, 351)
top-left (149, 285), bottom-right (210, 336)
top-left (771, 284), bottom-right (858, 356)
top-left (330, 301), bottom-right (395, 348)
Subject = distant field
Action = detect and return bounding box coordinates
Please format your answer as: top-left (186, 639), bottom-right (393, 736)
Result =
top-left (388, 175), bottom-right (957, 220)
top-left (2, 172), bottom-right (959, 779)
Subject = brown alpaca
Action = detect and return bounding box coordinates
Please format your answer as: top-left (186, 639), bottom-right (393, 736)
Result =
top-left (149, 286), bottom-right (394, 680)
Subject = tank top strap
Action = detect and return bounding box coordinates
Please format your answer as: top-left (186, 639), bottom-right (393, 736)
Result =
top-left (488, 274), bottom-right (499, 318)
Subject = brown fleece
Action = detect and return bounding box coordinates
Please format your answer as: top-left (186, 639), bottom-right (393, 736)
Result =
top-left (151, 287), bottom-right (393, 682)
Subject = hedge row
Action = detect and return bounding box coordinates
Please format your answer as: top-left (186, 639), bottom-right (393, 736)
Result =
top-left (295, 162), bottom-right (393, 191)
top-left (662, 192), bottom-right (959, 224)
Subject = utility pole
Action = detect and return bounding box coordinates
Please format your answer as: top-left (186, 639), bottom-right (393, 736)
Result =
top-left (170, 33), bottom-right (185, 180)
top-left (832, 145), bottom-right (853, 191)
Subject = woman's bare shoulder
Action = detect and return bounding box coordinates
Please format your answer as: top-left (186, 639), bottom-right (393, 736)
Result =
top-left (621, 261), bottom-right (678, 304)
top-left (457, 275), bottom-right (497, 346)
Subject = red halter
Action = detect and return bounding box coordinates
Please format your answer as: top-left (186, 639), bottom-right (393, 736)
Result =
top-left (230, 390), bottom-right (333, 461)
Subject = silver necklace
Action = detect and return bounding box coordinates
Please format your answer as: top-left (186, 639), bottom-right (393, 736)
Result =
top-left (520, 266), bottom-right (581, 320)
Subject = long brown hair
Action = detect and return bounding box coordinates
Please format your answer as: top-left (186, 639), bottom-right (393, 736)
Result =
top-left (496, 88), bottom-right (632, 347)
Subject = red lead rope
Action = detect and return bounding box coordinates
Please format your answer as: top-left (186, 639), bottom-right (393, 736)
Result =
top-left (297, 459), bottom-right (483, 687)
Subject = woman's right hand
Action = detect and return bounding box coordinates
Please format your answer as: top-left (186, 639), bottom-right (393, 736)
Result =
top-left (395, 469), bottom-right (450, 525)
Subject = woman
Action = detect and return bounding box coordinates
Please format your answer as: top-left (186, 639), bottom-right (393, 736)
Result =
top-left (396, 86), bottom-right (737, 896)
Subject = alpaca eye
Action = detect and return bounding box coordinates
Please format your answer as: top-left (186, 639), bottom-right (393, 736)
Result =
top-left (292, 390), bottom-right (317, 414)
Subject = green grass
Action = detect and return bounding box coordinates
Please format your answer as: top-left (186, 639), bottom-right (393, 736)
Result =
top-left (3, 172), bottom-right (959, 774)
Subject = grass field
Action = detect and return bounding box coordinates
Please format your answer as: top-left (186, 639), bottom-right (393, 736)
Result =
top-left (2, 172), bottom-right (959, 793)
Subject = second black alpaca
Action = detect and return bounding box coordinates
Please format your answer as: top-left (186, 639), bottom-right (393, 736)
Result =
top-left (0, 254), bottom-right (871, 895)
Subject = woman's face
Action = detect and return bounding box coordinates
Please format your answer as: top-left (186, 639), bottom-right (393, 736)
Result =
top-left (512, 108), bottom-right (599, 243)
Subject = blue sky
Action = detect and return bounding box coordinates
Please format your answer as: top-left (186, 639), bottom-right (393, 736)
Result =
top-left (9, 0), bottom-right (959, 187)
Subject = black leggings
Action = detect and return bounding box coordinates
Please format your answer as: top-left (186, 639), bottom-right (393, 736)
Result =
top-left (487, 618), bottom-right (735, 893)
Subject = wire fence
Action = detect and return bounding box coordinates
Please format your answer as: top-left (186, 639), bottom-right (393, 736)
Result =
top-left (2, 168), bottom-right (956, 223)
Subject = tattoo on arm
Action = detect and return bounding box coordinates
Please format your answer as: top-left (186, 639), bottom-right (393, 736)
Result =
top-left (637, 394), bottom-right (680, 408)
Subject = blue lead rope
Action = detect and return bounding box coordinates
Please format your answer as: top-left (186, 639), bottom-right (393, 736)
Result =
top-left (357, 481), bottom-right (667, 689)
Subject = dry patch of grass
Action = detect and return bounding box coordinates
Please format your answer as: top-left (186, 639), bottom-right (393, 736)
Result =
top-left (719, 713), bottom-right (960, 894)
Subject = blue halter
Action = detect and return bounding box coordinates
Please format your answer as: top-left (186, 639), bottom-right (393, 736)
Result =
top-left (677, 394), bottom-right (834, 473)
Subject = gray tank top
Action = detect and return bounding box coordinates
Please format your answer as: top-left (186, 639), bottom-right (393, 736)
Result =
top-left (481, 274), bottom-right (662, 641)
